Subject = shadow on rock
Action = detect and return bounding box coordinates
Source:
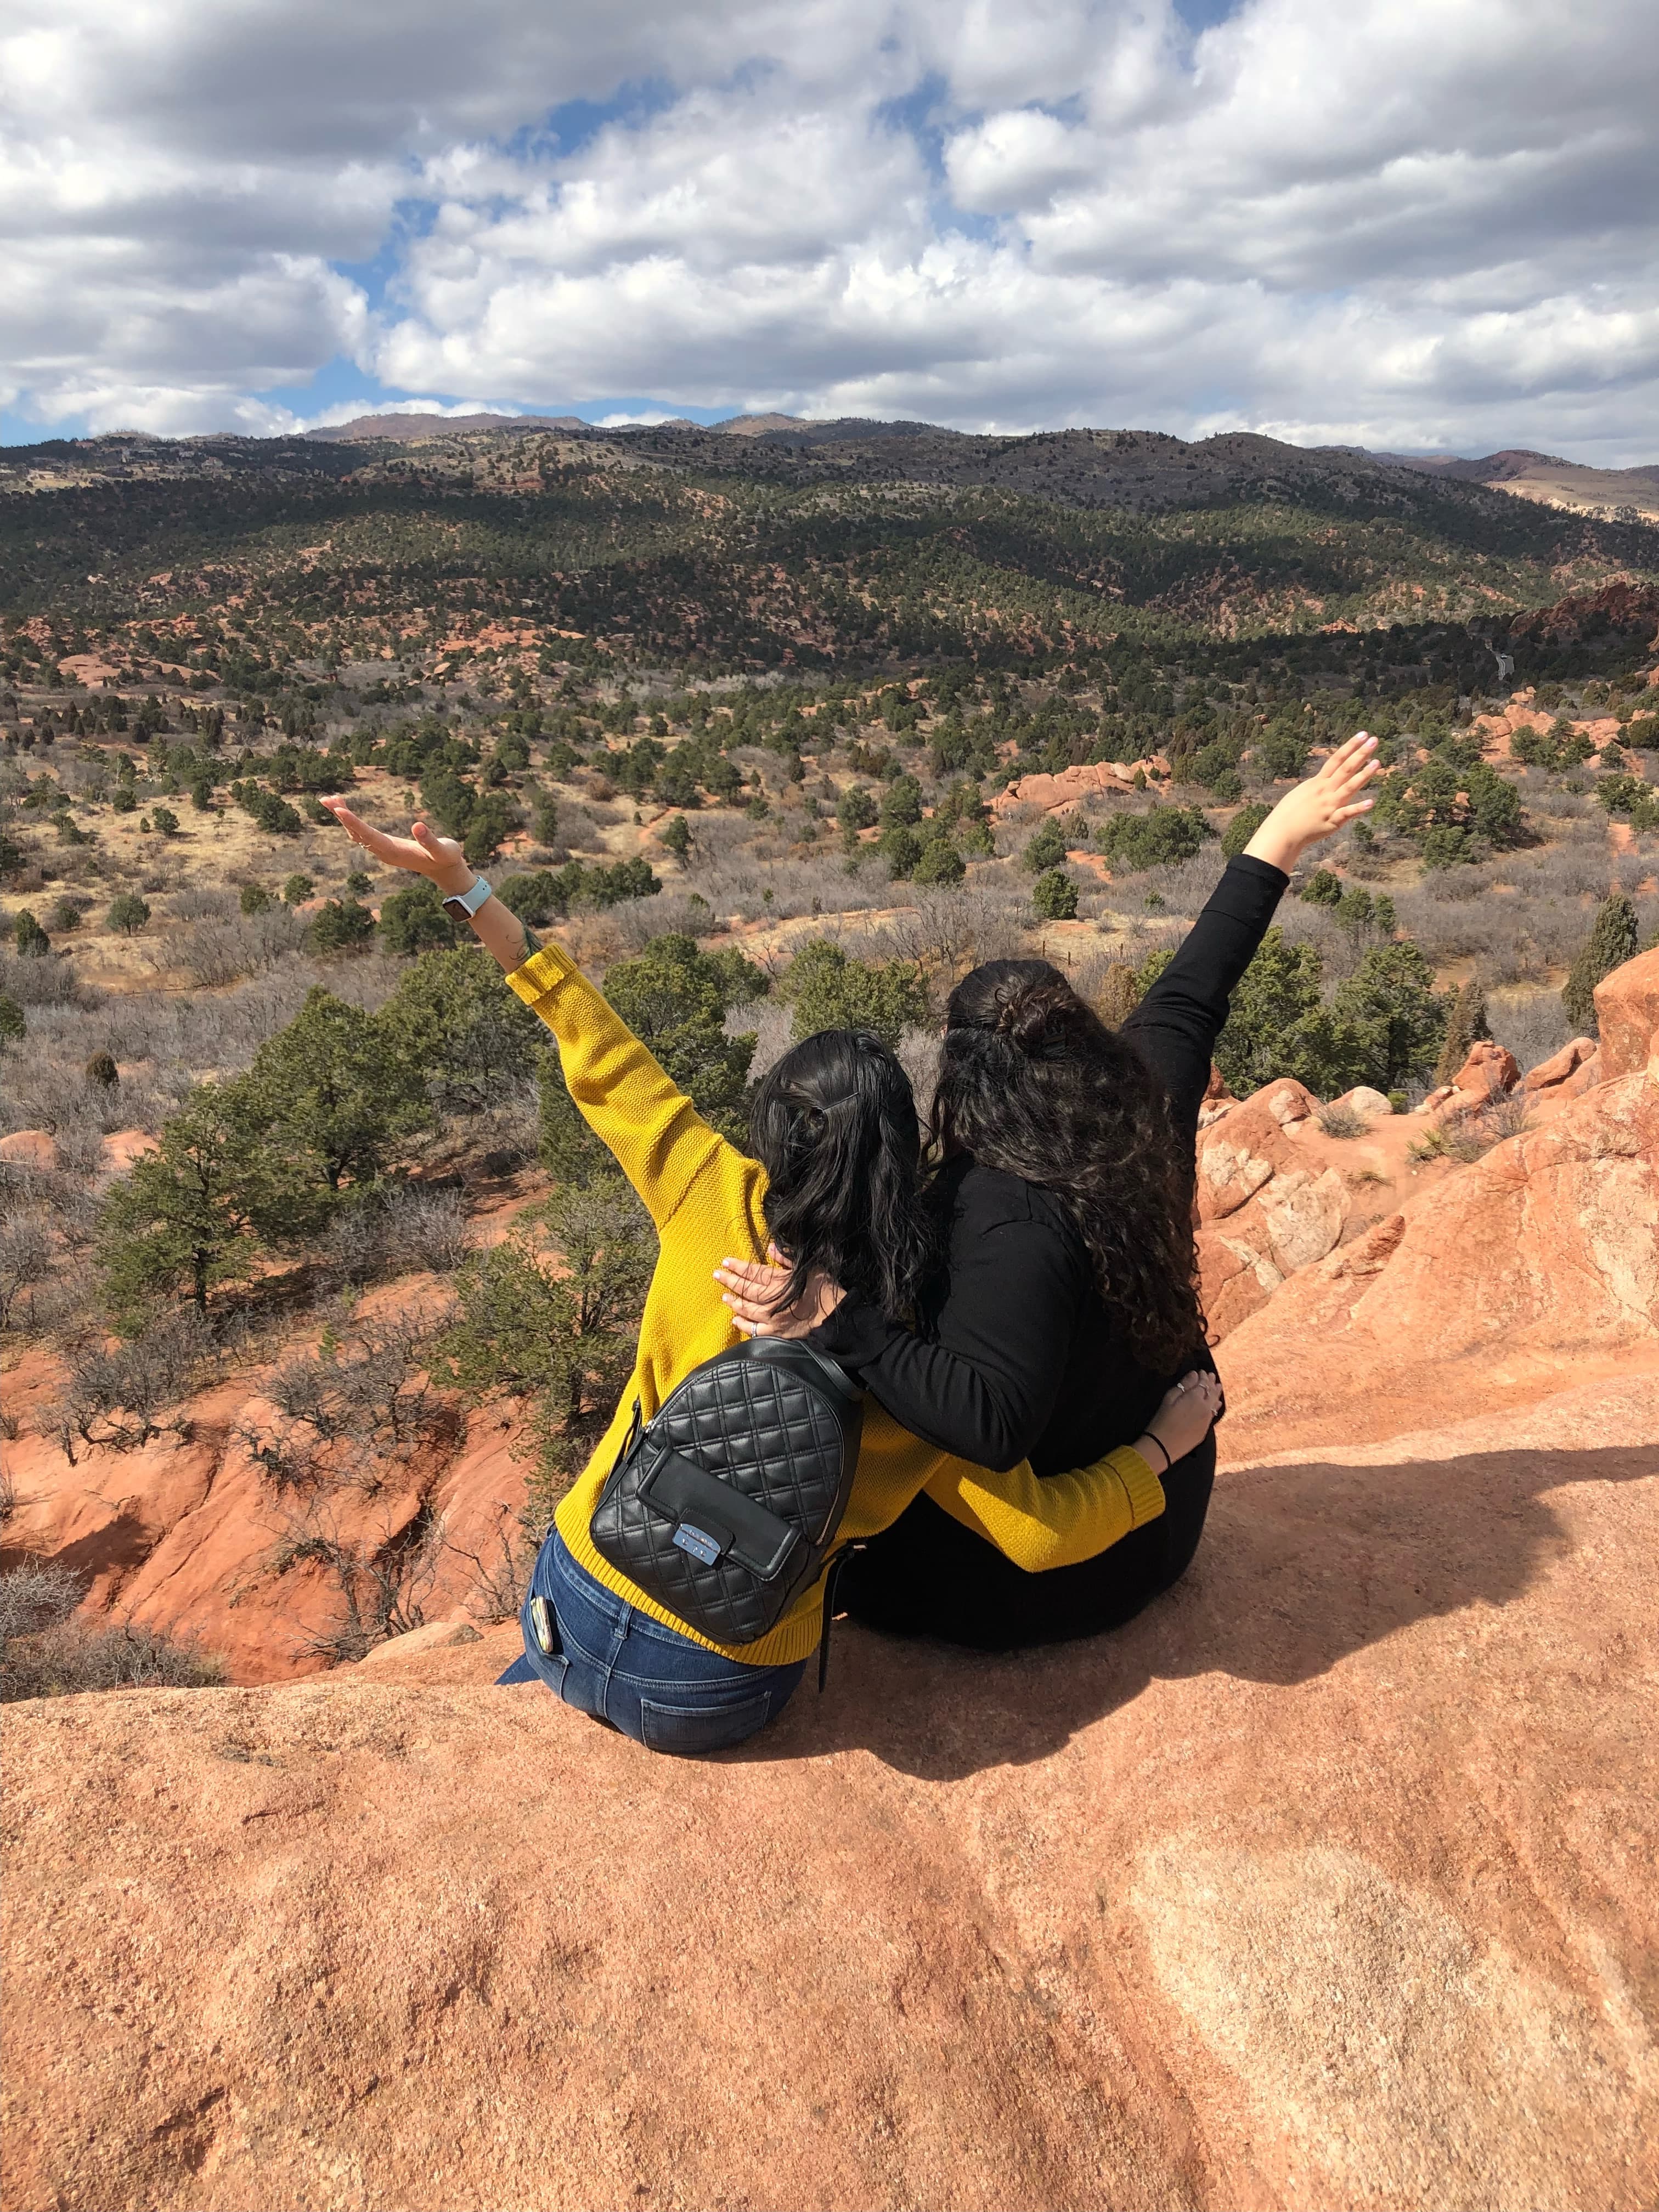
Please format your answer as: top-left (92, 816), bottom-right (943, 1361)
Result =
top-left (748, 1437), bottom-right (1654, 1781)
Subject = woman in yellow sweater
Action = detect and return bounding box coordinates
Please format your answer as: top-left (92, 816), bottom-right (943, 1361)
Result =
top-left (322, 795), bottom-right (1217, 1752)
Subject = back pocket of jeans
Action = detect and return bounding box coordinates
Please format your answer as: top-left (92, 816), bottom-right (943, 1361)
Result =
top-left (638, 1690), bottom-right (772, 1756)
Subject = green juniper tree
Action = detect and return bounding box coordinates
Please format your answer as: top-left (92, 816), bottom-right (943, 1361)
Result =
top-left (1031, 868), bottom-right (1079, 921)
top-left (106, 894), bottom-right (149, 936)
top-left (1434, 977), bottom-right (1490, 1085)
top-left (783, 940), bottom-right (929, 1050)
top-left (98, 1081), bottom-right (326, 1319)
top-left (247, 988), bottom-right (421, 1192)
top-left (1562, 891), bottom-right (1639, 1036)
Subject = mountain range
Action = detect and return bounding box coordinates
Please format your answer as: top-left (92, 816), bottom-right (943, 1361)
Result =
top-left (296, 413), bottom-right (1659, 521)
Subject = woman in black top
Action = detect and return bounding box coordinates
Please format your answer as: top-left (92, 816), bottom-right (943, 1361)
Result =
top-left (716, 736), bottom-right (1379, 1649)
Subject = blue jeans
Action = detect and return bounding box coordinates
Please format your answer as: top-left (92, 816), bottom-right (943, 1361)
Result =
top-left (497, 1527), bottom-right (806, 1755)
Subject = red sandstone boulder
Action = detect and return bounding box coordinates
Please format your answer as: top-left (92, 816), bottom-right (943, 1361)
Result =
top-left (989, 760), bottom-right (1142, 815)
top-left (1593, 945), bottom-right (1659, 1081)
top-left (1448, 1040), bottom-right (1520, 1097)
top-left (1521, 1036), bottom-right (1597, 1092)
top-left (0, 1129), bottom-right (56, 1170)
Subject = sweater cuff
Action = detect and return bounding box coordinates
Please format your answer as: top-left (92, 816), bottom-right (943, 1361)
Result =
top-left (506, 941), bottom-right (577, 1007)
top-left (806, 1294), bottom-right (901, 1374)
top-left (1226, 853), bottom-right (1290, 894)
top-left (1109, 1444), bottom-right (1167, 1528)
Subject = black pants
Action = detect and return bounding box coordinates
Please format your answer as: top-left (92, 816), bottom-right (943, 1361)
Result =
top-left (842, 1433), bottom-right (1216, 1651)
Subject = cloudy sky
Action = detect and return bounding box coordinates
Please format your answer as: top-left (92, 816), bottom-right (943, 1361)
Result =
top-left (4, 0), bottom-right (1656, 460)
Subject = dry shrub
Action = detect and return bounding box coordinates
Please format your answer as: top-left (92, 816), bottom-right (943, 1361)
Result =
top-left (728, 997), bottom-right (794, 1083)
top-left (166, 885), bottom-right (238, 923)
top-left (321, 1186), bottom-right (473, 1286)
top-left (241, 1304), bottom-right (458, 1498)
top-left (849, 880), bottom-right (1029, 991)
top-left (0, 1210), bottom-right (55, 1330)
top-left (174, 909), bottom-right (307, 986)
top-left (0, 948), bottom-right (95, 1011)
top-left (42, 1310), bottom-right (217, 1463)
top-left (1488, 990), bottom-right (1573, 1073)
top-left (0, 1560), bottom-right (224, 1701)
top-left (1317, 1103), bottom-right (1370, 1139)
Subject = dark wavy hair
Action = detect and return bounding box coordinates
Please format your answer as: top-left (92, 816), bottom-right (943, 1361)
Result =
top-left (748, 1029), bottom-right (938, 1323)
top-left (932, 960), bottom-right (1205, 1372)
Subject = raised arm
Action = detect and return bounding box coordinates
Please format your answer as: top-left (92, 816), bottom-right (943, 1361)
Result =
top-left (1120, 855), bottom-right (1289, 1147)
top-left (321, 798), bottom-right (724, 1229)
top-left (1122, 734), bottom-right (1380, 1147)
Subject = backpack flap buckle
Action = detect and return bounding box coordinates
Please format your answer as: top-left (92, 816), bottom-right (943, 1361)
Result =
top-left (642, 1449), bottom-right (802, 1582)
top-left (670, 1520), bottom-right (731, 1567)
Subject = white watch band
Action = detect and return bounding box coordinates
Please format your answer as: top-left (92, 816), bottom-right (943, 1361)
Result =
top-left (443, 873), bottom-right (492, 918)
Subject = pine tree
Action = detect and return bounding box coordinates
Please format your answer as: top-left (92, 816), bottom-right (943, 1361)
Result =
top-left (98, 1081), bottom-right (327, 1318)
top-left (1562, 891), bottom-right (1638, 1036)
top-left (247, 987), bottom-right (420, 1190)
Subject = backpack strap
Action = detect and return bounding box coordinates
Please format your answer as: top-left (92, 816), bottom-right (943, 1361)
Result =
top-left (816, 1541), bottom-right (867, 1694)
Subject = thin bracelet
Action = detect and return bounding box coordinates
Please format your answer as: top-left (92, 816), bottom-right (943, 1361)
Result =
top-left (1140, 1432), bottom-right (1171, 1474)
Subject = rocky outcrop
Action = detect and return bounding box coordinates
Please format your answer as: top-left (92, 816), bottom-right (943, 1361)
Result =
top-left (4, 1361), bottom-right (1656, 2212)
top-left (4, 985), bottom-right (1659, 2212)
top-left (1, 1335), bottom-right (528, 1685)
top-left (1595, 946), bottom-right (1659, 1082)
top-left (1219, 1038), bottom-right (1659, 1458)
top-left (1194, 1078), bottom-right (1453, 1336)
top-left (990, 760), bottom-right (1158, 815)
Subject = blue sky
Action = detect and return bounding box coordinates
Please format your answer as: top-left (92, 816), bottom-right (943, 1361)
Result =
top-left (4, 0), bottom-right (1655, 463)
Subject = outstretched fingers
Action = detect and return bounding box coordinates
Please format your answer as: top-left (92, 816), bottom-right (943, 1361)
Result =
top-left (320, 797), bottom-right (432, 872)
top-left (1319, 735), bottom-right (1380, 816)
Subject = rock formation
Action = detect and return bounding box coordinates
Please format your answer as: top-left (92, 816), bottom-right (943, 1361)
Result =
top-left (3, 964), bottom-right (1658, 2211)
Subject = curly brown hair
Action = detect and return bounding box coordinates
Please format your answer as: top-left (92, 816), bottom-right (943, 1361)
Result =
top-left (931, 959), bottom-right (1205, 1373)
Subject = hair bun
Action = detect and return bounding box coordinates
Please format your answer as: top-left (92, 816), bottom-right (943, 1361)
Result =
top-left (995, 978), bottom-right (1080, 1056)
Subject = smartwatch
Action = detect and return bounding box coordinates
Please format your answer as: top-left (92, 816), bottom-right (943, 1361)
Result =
top-left (441, 873), bottom-right (492, 923)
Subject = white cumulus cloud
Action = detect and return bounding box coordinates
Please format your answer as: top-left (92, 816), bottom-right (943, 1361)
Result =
top-left (2, 0), bottom-right (1655, 460)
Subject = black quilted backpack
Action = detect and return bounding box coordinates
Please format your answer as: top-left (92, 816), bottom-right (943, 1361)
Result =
top-left (589, 1339), bottom-right (864, 1675)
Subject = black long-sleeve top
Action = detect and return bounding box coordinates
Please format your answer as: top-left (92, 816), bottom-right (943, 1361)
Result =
top-left (808, 854), bottom-right (1288, 1478)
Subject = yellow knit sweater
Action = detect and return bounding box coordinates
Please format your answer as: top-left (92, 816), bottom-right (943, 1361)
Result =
top-left (508, 941), bottom-right (1166, 1667)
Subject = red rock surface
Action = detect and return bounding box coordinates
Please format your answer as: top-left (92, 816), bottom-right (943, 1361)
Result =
top-left (1219, 1047), bottom-right (1659, 1457)
top-left (1522, 1035), bottom-right (1597, 1092)
top-left (4, 1358), bottom-right (1655, 2212)
top-left (4, 961), bottom-right (1657, 2212)
top-left (0, 1129), bottom-right (57, 1171)
top-left (1, 1317), bottom-right (529, 1685)
top-left (1594, 946), bottom-right (1659, 1081)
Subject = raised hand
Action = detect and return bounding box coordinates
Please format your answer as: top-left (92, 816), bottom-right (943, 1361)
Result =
top-left (319, 797), bottom-right (473, 895)
top-left (1243, 732), bottom-right (1380, 873)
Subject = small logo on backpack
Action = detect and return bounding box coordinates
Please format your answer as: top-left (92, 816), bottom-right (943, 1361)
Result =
top-left (671, 1522), bottom-right (725, 1566)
